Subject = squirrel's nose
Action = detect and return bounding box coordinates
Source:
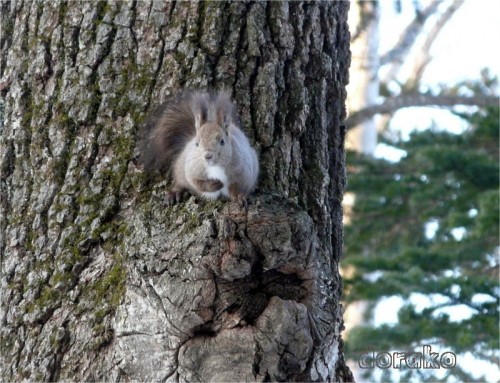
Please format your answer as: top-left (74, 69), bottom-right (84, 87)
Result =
top-left (204, 153), bottom-right (214, 160)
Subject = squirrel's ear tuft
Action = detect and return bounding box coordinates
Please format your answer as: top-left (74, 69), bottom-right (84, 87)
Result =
top-left (194, 111), bottom-right (205, 131)
top-left (217, 109), bottom-right (230, 134)
top-left (193, 98), bottom-right (208, 131)
top-left (215, 91), bottom-right (233, 133)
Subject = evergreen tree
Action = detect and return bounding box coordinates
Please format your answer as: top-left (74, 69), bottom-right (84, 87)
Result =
top-left (343, 106), bottom-right (499, 382)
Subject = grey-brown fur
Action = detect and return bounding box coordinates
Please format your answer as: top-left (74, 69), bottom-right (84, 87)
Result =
top-left (141, 91), bottom-right (259, 204)
top-left (140, 91), bottom-right (201, 173)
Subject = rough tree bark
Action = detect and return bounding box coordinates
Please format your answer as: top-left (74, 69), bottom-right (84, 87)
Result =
top-left (1, 1), bottom-right (352, 382)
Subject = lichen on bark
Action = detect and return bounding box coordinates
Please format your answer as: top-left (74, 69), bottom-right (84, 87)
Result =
top-left (1, 1), bottom-right (352, 381)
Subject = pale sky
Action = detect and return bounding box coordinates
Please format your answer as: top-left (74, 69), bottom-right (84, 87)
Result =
top-left (379, 0), bottom-right (500, 83)
top-left (377, 0), bottom-right (500, 143)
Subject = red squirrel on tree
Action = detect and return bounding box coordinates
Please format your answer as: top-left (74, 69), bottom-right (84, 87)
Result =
top-left (140, 90), bottom-right (259, 206)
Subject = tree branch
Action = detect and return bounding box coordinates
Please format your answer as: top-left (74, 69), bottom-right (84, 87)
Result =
top-left (350, 1), bottom-right (379, 42)
top-left (379, 1), bottom-right (441, 66)
top-left (405, 0), bottom-right (464, 89)
top-left (345, 94), bottom-right (499, 129)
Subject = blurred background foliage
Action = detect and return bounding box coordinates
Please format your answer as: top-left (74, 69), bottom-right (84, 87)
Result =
top-left (343, 105), bottom-right (499, 381)
top-left (343, 0), bottom-right (499, 381)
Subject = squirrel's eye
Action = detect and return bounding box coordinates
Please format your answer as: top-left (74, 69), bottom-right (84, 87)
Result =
top-left (220, 139), bottom-right (225, 146)
top-left (195, 142), bottom-right (199, 147)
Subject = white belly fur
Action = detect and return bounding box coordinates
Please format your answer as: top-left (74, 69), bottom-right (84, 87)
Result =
top-left (202, 165), bottom-right (229, 199)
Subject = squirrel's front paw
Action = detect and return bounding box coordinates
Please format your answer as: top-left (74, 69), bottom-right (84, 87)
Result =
top-left (228, 183), bottom-right (248, 209)
top-left (165, 190), bottom-right (188, 206)
top-left (231, 193), bottom-right (248, 209)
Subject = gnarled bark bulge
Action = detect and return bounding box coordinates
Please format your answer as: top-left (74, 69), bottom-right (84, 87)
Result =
top-left (1, 1), bottom-right (352, 381)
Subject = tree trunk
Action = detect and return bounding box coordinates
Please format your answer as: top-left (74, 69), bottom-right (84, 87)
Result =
top-left (345, 0), bottom-right (379, 155)
top-left (1, 1), bottom-right (352, 382)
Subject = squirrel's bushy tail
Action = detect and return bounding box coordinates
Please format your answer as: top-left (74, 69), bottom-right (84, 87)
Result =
top-left (140, 91), bottom-right (206, 173)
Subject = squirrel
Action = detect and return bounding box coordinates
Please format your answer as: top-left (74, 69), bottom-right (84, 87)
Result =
top-left (140, 90), bottom-right (259, 206)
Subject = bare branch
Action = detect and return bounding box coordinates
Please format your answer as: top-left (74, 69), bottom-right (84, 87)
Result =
top-left (345, 94), bottom-right (499, 129)
top-left (350, 1), bottom-right (379, 42)
top-left (379, 1), bottom-right (441, 67)
top-left (406, 0), bottom-right (465, 89)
